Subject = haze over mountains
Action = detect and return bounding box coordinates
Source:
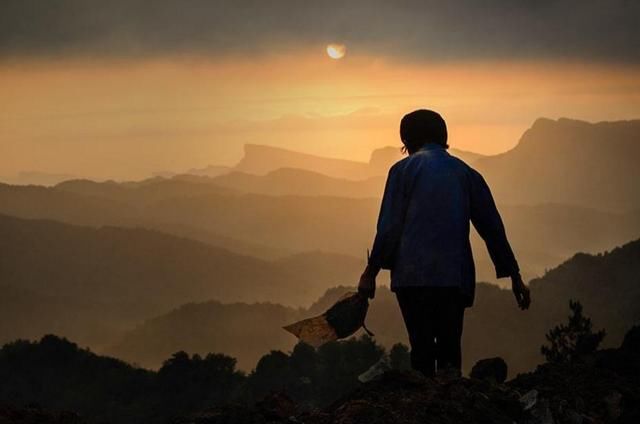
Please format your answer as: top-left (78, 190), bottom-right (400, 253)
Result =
top-left (3, 0), bottom-right (639, 419)
top-left (233, 143), bottom-right (485, 179)
top-left (221, 118), bottom-right (640, 212)
top-left (0, 118), bottom-right (638, 287)
top-left (0, 116), bottom-right (638, 374)
top-left (1, 183), bottom-right (637, 284)
top-left (107, 239), bottom-right (640, 373)
top-left (0, 171), bottom-right (80, 187)
top-left (0, 212), bottom-right (357, 318)
top-left (207, 168), bottom-right (386, 198)
top-left (475, 118), bottom-right (640, 212)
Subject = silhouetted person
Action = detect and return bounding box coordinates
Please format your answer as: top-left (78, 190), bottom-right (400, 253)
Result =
top-left (358, 109), bottom-right (530, 377)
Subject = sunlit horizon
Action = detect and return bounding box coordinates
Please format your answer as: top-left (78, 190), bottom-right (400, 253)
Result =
top-left (2, 52), bottom-right (639, 180)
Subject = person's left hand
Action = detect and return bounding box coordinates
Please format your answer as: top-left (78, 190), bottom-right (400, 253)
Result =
top-left (358, 268), bottom-right (376, 299)
top-left (511, 273), bottom-right (531, 310)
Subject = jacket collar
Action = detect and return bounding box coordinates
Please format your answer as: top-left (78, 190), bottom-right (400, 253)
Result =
top-left (418, 143), bottom-right (446, 152)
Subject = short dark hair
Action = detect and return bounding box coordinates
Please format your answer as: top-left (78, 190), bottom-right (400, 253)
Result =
top-left (400, 109), bottom-right (448, 153)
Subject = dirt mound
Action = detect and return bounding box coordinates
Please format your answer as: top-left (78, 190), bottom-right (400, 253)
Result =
top-left (300, 371), bottom-right (522, 424)
top-left (178, 372), bottom-right (523, 424)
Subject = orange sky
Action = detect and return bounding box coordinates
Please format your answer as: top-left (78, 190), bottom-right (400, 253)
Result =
top-left (1, 53), bottom-right (639, 180)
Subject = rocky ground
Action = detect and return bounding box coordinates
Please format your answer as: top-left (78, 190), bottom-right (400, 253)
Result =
top-left (179, 326), bottom-right (640, 424)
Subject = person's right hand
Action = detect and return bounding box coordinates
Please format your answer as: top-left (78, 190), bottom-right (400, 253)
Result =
top-left (511, 273), bottom-right (531, 310)
top-left (357, 266), bottom-right (376, 299)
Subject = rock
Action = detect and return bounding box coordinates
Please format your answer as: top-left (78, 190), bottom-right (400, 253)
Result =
top-left (358, 356), bottom-right (391, 383)
top-left (509, 343), bottom-right (640, 424)
top-left (527, 398), bottom-right (554, 424)
top-left (556, 400), bottom-right (583, 424)
top-left (520, 389), bottom-right (538, 411)
top-left (255, 392), bottom-right (296, 420)
top-left (175, 404), bottom-right (269, 424)
top-left (621, 325), bottom-right (640, 353)
top-left (331, 400), bottom-right (397, 424)
top-left (563, 409), bottom-right (583, 424)
top-left (603, 391), bottom-right (622, 420)
top-left (470, 357), bottom-right (508, 383)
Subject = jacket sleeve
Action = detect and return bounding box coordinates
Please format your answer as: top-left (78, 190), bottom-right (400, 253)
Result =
top-left (368, 163), bottom-right (409, 270)
top-left (469, 168), bottom-right (520, 278)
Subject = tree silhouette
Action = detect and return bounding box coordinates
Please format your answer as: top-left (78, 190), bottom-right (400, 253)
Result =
top-left (389, 343), bottom-right (411, 371)
top-left (245, 336), bottom-right (383, 406)
top-left (541, 300), bottom-right (606, 363)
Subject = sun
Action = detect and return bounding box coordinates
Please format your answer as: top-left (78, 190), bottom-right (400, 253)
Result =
top-left (326, 44), bottom-right (346, 59)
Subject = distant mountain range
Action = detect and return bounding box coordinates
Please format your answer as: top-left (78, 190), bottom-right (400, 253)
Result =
top-left (1, 193), bottom-right (636, 368)
top-left (228, 118), bottom-right (640, 212)
top-left (0, 214), bottom-right (299, 306)
top-left (4, 118), bottom-right (638, 213)
top-left (1, 169), bottom-right (638, 286)
top-left (206, 168), bottom-right (386, 198)
top-left (0, 214), bottom-right (367, 349)
top-left (235, 143), bottom-right (484, 179)
top-left (107, 301), bottom-right (301, 370)
top-left (47, 117), bottom-right (640, 213)
top-left (0, 171), bottom-right (80, 186)
top-left (235, 143), bottom-right (377, 179)
top-left (475, 118), bottom-right (640, 211)
top-left (108, 238), bottom-right (640, 374)
top-left (0, 116), bottom-right (638, 370)
top-left (148, 143), bottom-right (484, 181)
top-left (0, 285), bottom-right (124, 350)
top-left (50, 182), bottom-right (639, 276)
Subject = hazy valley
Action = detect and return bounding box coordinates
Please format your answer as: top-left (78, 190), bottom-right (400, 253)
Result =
top-left (1, 117), bottom-right (639, 423)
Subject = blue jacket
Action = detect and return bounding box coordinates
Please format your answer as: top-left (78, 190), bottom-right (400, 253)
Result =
top-left (368, 143), bottom-right (519, 306)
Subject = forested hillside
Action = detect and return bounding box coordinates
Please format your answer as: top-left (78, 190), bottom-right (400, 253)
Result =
top-left (110, 240), bottom-right (640, 374)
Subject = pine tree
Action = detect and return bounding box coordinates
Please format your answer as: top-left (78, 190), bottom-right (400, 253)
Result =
top-left (541, 300), bottom-right (606, 363)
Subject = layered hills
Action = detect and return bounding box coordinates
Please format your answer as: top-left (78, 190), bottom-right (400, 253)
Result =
top-left (2, 179), bottom-right (637, 284)
top-left (108, 239), bottom-right (640, 373)
top-left (1, 116), bottom-right (639, 374)
top-left (0, 214), bottom-right (362, 349)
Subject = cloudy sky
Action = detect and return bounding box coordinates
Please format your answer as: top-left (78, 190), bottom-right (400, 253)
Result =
top-left (1, 0), bottom-right (639, 179)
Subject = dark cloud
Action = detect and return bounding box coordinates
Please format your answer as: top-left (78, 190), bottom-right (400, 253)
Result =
top-left (1, 0), bottom-right (638, 63)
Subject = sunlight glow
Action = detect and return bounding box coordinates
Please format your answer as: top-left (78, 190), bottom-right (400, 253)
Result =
top-left (326, 44), bottom-right (346, 59)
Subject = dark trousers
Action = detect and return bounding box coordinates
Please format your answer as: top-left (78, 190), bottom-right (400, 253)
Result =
top-left (395, 287), bottom-right (465, 377)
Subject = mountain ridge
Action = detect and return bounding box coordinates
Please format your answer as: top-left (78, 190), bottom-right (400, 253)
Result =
top-left (475, 117), bottom-right (640, 211)
top-left (234, 143), bottom-right (484, 179)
